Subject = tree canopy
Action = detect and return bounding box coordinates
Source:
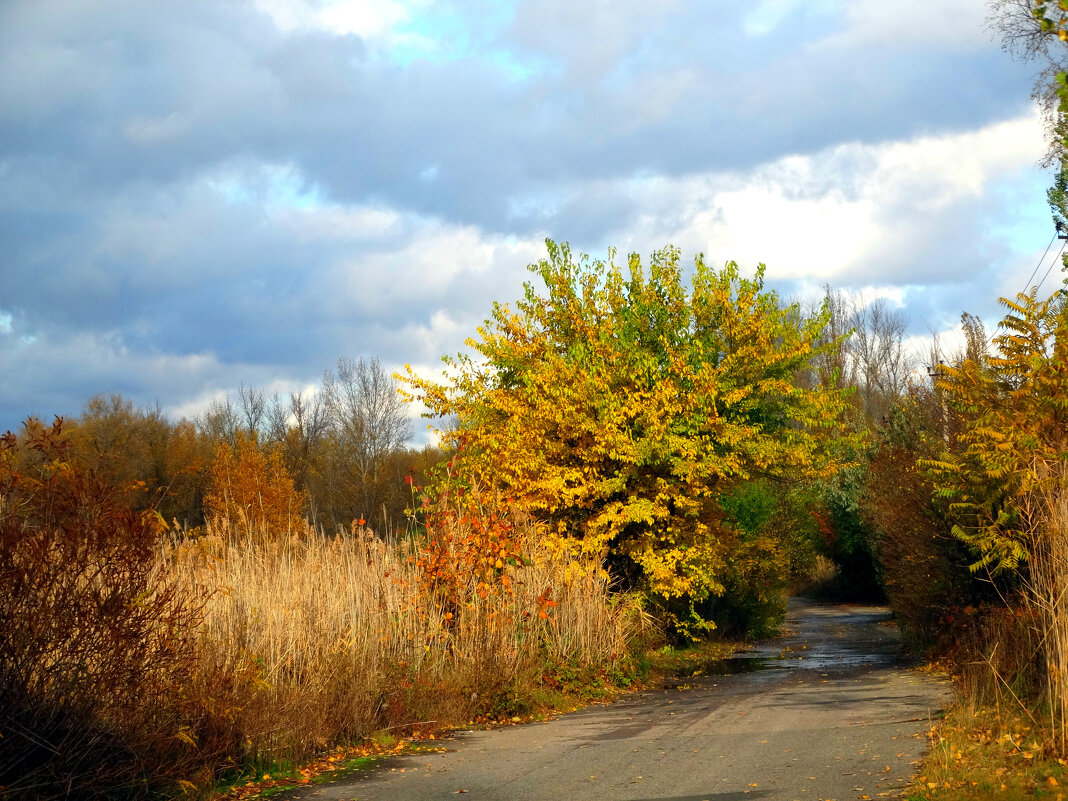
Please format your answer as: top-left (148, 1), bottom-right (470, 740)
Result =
top-left (926, 288), bottom-right (1068, 572)
top-left (402, 241), bottom-right (857, 632)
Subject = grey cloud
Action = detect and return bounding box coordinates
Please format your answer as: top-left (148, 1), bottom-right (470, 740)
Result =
top-left (1, 0), bottom-right (1037, 234)
top-left (0, 0), bottom-right (1051, 430)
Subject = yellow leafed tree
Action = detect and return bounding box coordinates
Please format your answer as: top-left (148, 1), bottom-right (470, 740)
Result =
top-left (205, 431), bottom-right (308, 538)
top-left (402, 241), bottom-right (855, 634)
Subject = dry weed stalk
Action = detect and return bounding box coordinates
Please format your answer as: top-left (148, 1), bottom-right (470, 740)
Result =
top-left (1023, 458), bottom-right (1068, 752)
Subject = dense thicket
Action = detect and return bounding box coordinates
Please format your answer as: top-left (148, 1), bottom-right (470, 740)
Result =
top-left (0, 422), bottom-right (231, 800)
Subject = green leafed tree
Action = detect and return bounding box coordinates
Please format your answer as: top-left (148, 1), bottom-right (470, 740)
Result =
top-left (402, 241), bottom-right (858, 634)
top-left (925, 288), bottom-right (1068, 572)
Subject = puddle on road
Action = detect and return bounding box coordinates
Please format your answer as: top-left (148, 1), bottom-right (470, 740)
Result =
top-left (688, 607), bottom-right (905, 679)
top-left (697, 651), bottom-right (895, 677)
top-left (700, 656), bottom-right (779, 675)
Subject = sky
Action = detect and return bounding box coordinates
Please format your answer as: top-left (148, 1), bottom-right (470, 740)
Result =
top-left (0, 0), bottom-right (1061, 435)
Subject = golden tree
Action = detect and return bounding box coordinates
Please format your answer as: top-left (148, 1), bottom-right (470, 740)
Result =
top-left (926, 289), bottom-right (1068, 571)
top-left (402, 241), bottom-right (855, 633)
top-left (205, 431), bottom-right (308, 538)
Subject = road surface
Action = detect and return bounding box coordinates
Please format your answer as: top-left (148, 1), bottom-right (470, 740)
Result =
top-left (287, 599), bottom-right (951, 801)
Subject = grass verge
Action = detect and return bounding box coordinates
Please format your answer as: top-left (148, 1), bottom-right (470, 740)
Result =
top-left (208, 637), bottom-right (745, 799)
top-left (906, 703), bottom-right (1068, 800)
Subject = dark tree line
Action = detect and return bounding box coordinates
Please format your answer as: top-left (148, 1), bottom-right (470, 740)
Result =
top-left (30, 356), bottom-right (441, 535)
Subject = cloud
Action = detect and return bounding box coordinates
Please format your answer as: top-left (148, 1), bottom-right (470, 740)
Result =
top-left (253, 0), bottom-right (412, 38)
top-left (587, 113), bottom-right (1046, 292)
top-left (1, 0), bottom-right (1035, 234)
top-left (1, 106), bottom-right (1051, 424)
top-left (813, 0), bottom-right (993, 52)
top-left (742, 0), bottom-right (837, 37)
top-left (0, 0), bottom-right (1054, 432)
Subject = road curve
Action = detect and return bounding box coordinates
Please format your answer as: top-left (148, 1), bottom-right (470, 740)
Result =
top-left (288, 599), bottom-right (951, 801)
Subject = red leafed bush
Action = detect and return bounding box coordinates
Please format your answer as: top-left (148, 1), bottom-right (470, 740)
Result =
top-left (0, 420), bottom-right (234, 800)
top-left (414, 475), bottom-right (527, 626)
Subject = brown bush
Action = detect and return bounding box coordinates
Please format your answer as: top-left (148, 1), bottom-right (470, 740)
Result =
top-left (0, 420), bottom-right (234, 800)
top-left (860, 397), bottom-right (996, 651)
top-left (947, 603), bottom-right (1044, 713)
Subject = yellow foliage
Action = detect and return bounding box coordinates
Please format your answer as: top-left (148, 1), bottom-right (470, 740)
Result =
top-left (926, 288), bottom-right (1068, 572)
top-left (401, 241), bottom-right (855, 633)
top-left (204, 431), bottom-right (308, 538)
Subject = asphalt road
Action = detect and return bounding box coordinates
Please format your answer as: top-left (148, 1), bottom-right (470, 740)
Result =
top-left (289, 599), bottom-right (951, 801)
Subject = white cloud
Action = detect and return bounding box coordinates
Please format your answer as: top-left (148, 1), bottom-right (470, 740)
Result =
top-left (324, 222), bottom-right (544, 319)
top-left (597, 111), bottom-right (1047, 287)
top-left (278, 203), bottom-right (403, 241)
top-left (253, 0), bottom-right (410, 37)
top-left (742, 0), bottom-right (804, 36)
top-left (813, 0), bottom-right (991, 52)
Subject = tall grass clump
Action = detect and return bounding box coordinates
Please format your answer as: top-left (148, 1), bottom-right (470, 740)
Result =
top-left (165, 479), bottom-right (644, 769)
top-left (1020, 461), bottom-right (1068, 751)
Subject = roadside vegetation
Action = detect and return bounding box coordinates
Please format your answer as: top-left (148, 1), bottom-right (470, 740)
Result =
top-left (3, 237), bottom-right (1065, 799)
top-left (0, 245), bottom-right (874, 799)
top-left (6, 4), bottom-right (1068, 798)
top-left (898, 3), bottom-right (1068, 796)
top-left (3, 251), bottom-right (1067, 800)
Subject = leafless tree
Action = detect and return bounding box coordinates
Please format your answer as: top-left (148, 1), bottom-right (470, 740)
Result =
top-left (813, 288), bottom-right (915, 425)
top-left (809, 285), bottom-right (859, 392)
top-left (289, 389), bottom-right (330, 451)
top-left (322, 357), bottom-right (412, 526)
top-left (990, 0), bottom-right (1068, 165)
top-left (197, 396), bottom-right (239, 446)
top-left (850, 298), bottom-right (912, 417)
top-left (265, 392), bottom-right (289, 444)
top-left (237, 383), bottom-right (267, 436)
top-left (262, 388), bottom-right (331, 507)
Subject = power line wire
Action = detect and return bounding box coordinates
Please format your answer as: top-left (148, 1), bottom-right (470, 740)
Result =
top-left (1020, 232), bottom-right (1058, 296)
top-left (984, 236), bottom-right (1067, 350)
top-left (1035, 238), bottom-right (1068, 295)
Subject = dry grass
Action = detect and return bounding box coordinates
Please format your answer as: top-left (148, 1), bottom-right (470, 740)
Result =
top-left (1023, 463), bottom-right (1068, 753)
top-left (163, 514), bottom-right (644, 769)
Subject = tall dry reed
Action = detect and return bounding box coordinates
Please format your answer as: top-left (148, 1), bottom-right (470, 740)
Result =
top-left (1023, 459), bottom-right (1068, 752)
top-left (163, 514), bottom-right (643, 766)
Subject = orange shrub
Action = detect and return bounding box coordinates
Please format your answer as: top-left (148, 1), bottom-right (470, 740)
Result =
top-left (415, 476), bottom-right (528, 623)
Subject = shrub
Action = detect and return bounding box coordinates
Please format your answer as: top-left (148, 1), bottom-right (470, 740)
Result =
top-left (695, 481), bottom-right (821, 639)
top-left (0, 420), bottom-right (230, 800)
top-left (861, 398), bottom-right (998, 651)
